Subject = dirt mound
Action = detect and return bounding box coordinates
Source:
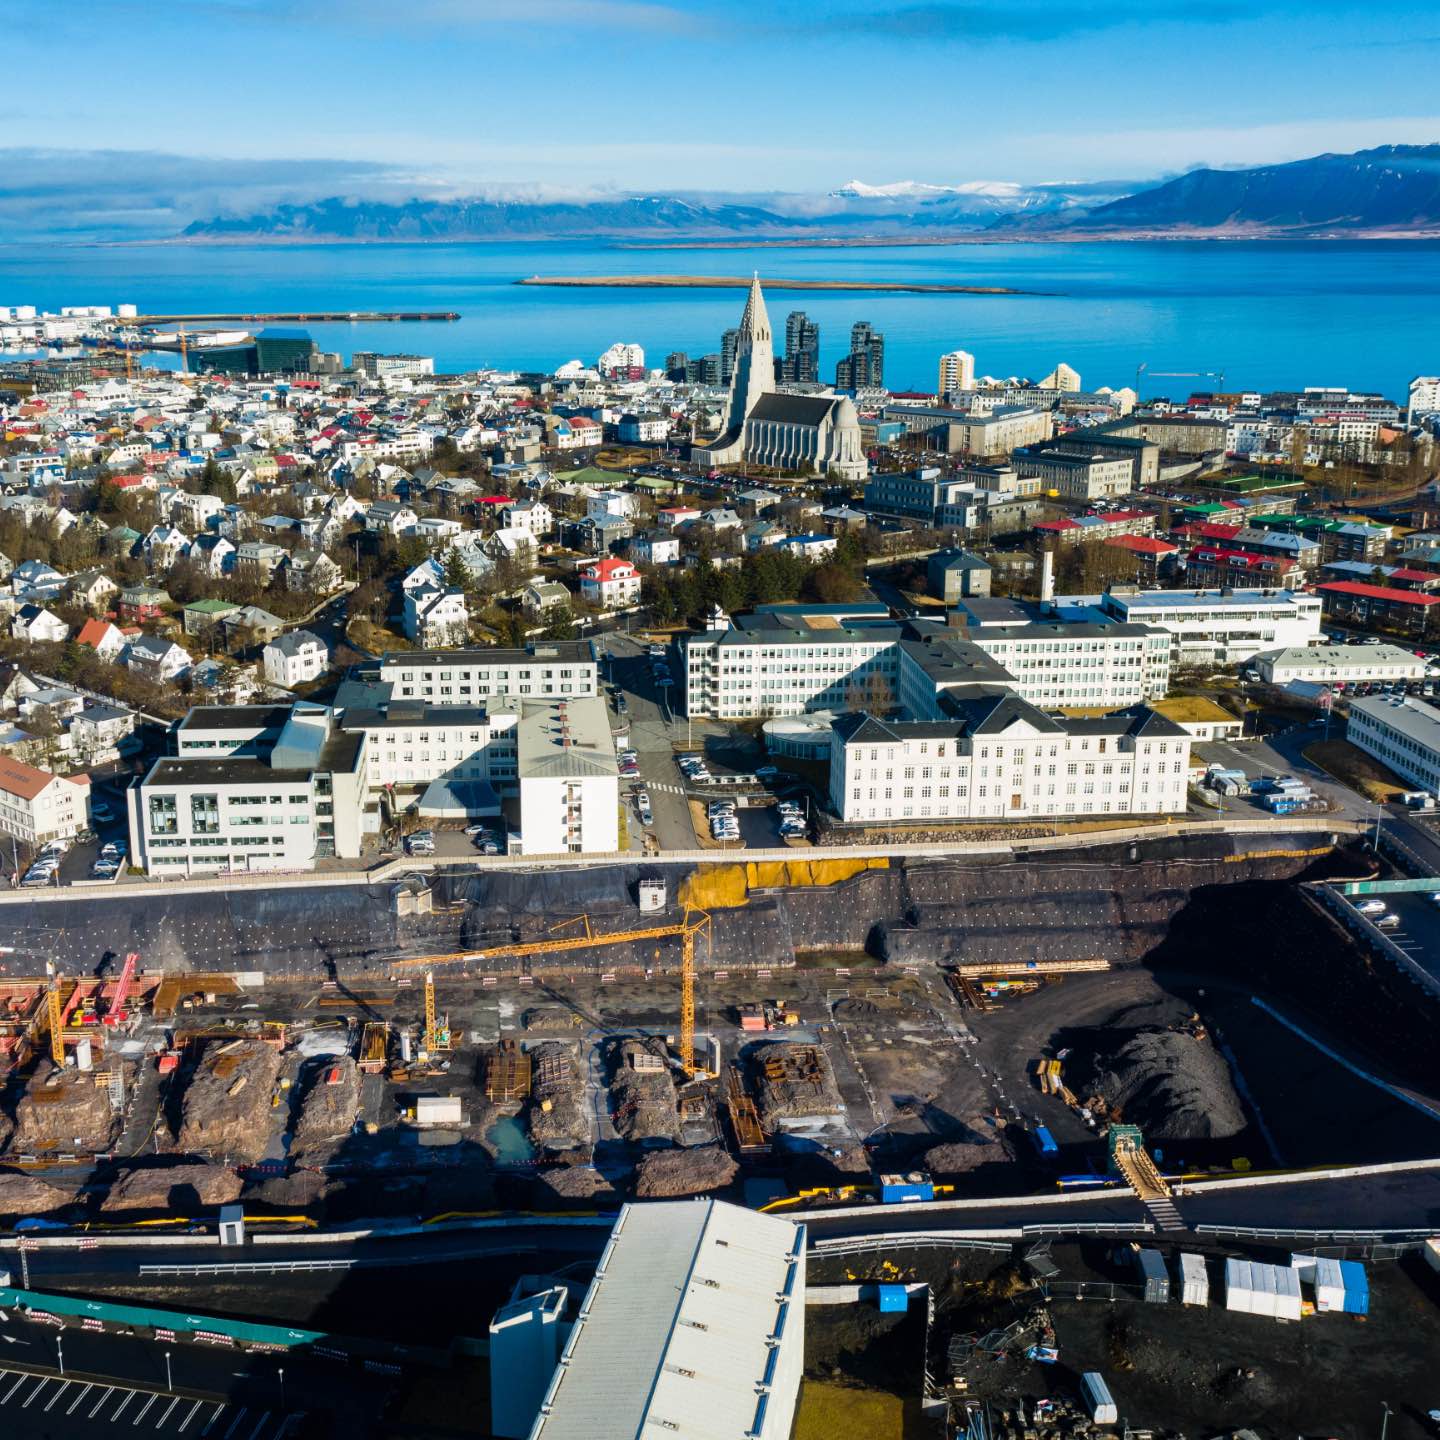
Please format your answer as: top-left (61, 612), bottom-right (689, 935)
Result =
top-left (0, 1170), bottom-right (78, 1220)
top-left (291, 1056), bottom-right (361, 1155)
top-left (634, 1144), bottom-right (737, 1198)
top-left (526, 1042), bottom-right (588, 1153)
top-left (533, 1164), bottom-right (621, 1207)
top-left (421, 1167), bottom-right (496, 1215)
top-left (11, 1062), bottom-right (120, 1154)
top-left (787, 1143), bottom-right (873, 1189)
top-left (1083, 1028), bottom-right (1245, 1140)
top-left (102, 1162), bottom-right (243, 1214)
top-left (923, 1134), bottom-right (1012, 1177)
top-left (607, 1039), bottom-right (679, 1145)
top-left (752, 1042), bottom-right (845, 1124)
top-left (176, 1040), bottom-right (283, 1163)
top-left (245, 1170), bottom-right (330, 1212)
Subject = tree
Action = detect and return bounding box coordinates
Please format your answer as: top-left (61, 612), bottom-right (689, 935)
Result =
top-left (441, 549), bottom-right (471, 595)
top-left (541, 605), bottom-right (577, 641)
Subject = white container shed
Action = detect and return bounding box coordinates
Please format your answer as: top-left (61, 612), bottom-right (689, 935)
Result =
top-left (1177, 1252), bottom-right (1209, 1306)
top-left (1292, 1254), bottom-right (1346, 1312)
top-left (1225, 1258), bottom-right (1254, 1313)
top-left (1081, 1372), bottom-right (1118, 1425)
top-left (1273, 1265), bottom-right (1302, 1321)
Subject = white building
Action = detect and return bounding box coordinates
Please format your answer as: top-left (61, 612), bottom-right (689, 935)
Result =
top-left (1094, 588), bottom-right (1324, 667)
top-left (1254, 644), bottom-right (1425, 687)
top-left (1409, 375), bottom-right (1440, 425)
top-left (578, 557), bottom-right (641, 609)
top-left (1349, 694), bottom-right (1440, 797)
top-left (585, 490), bottom-right (639, 523)
top-left (829, 698), bottom-right (1190, 826)
top-left (596, 342), bottom-right (645, 377)
top-left (504, 500), bottom-right (554, 541)
top-left (528, 1200), bottom-right (805, 1440)
top-left (0, 755), bottom-right (91, 847)
top-left (379, 642), bottom-right (598, 703)
top-left (263, 630), bottom-right (329, 688)
top-left (517, 696), bottom-right (618, 855)
top-left (403, 585), bottom-right (471, 647)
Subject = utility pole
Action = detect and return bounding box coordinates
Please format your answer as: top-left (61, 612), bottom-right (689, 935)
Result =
top-left (165, 1350), bottom-right (173, 1392)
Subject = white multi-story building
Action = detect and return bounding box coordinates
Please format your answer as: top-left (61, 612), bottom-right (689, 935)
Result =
top-left (1409, 375), bottom-right (1440, 425)
top-left (0, 755), bottom-right (91, 847)
top-left (596, 342), bottom-right (645, 377)
top-left (403, 585), bottom-right (470, 646)
top-left (503, 500), bottom-right (553, 541)
top-left (829, 698), bottom-right (1190, 826)
top-left (1254, 644), bottom-right (1425, 687)
top-left (378, 642), bottom-right (598, 703)
top-left (1013, 447), bottom-right (1134, 502)
top-left (1093, 587), bottom-right (1323, 666)
top-left (1348, 694), bottom-right (1440, 798)
top-left (263, 630), bottom-right (329, 688)
top-left (578, 557), bottom-right (641, 609)
top-left (352, 352), bottom-right (435, 381)
top-left (516, 697), bottom-right (619, 855)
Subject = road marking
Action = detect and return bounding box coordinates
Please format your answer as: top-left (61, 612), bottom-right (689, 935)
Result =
top-left (134, 1391), bottom-right (160, 1424)
top-left (67, 1381), bottom-right (94, 1414)
top-left (177, 1399), bottom-right (205, 1432)
top-left (89, 1385), bottom-right (116, 1417)
top-left (23, 1378), bottom-right (51, 1408)
top-left (199, 1401), bottom-right (226, 1435)
top-left (2, 1373), bottom-right (28, 1402)
top-left (112, 1388), bottom-right (137, 1419)
top-left (44, 1379), bottom-right (71, 1411)
top-left (245, 1412), bottom-right (270, 1440)
top-left (223, 1406), bottom-right (248, 1439)
top-left (154, 1395), bottom-right (182, 1429)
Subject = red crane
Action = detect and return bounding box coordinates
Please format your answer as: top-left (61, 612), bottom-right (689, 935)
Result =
top-left (103, 952), bottom-right (138, 1026)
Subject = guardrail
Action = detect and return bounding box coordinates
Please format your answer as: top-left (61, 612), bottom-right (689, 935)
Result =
top-left (810, 1233), bottom-right (1016, 1257)
top-left (140, 1259), bottom-right (357, 1276)
top-left (1194, 1223), bottom-right (1438, 1244)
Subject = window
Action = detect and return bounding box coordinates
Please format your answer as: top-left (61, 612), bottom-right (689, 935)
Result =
top-left (191, 793), bottom-right (220, 834)
top-left (148, 794), bottom-right (178, 835)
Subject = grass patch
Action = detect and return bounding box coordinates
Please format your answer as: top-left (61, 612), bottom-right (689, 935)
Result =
top-left (794, 1381), bottom-right (922, 1440)
top-left (1302, 738), bottom-right (1408, 802)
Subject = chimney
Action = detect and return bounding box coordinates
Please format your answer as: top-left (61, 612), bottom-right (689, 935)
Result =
top-left (1039, 549), bottom-right (1055, 605)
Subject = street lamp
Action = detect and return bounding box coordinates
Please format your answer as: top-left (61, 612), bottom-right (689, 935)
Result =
top-left (278, 1367), bottom-right (286, 1412)
top-left (1380, 1401), bottom-right (1393, 1440)
top-left (56, 1331), bottom-right (63, 1376)
top-left (165, 1350), bottom-right (173, 1392)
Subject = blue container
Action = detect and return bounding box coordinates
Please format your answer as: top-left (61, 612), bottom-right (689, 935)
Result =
top-left (1339, 1260), bottom-right (1370, 1315)
top-left (1033, 1126), bottom-right (1059, 1156)
top-left (876, 1284), bottom-right (908, 1313)
top-left (879, 1181), bottom-right (935, 1204)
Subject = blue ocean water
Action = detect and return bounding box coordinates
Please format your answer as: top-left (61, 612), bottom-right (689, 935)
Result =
top-left (1, 238), bottom-right (1436, 398)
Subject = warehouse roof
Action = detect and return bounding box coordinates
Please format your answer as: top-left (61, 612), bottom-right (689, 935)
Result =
top-left (531, 1200), bottom-right (804, 1440)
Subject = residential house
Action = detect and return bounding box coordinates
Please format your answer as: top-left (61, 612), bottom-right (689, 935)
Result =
top-left (191, 534), bottom-right (237, 579)
top-left (283, 550), bottom-right (343, 594)
top-left (182, 598), bottom-right (242, 639)
top-left (220, 605), bottom-right (287, 648)
top-left (699, 507), bottom-right (743, 534)
top-left (486, 527), bottom-right (538, 564)
top-left (656, 506), bottom-right (701, 529)
top-left (631, 531), bottom-right (682, 566)
top-left (403, 585), bottom-right (470, 646)
top-left (784, 532), bottom-right (839, 563)
top-left (69, 703), bottom-right (137, 766)
top-left (365, 501), bottom-right (419, 536)
top-left (523, 580), bottom-right (572, 617)
top-left (10, 605), bottom-right (69, 644)
top-left (263, 630), bottom-right (329, 688)
top-left (117, 585), bottom-right (170, 625)
top-left (142, 524), bottom-right (192, 569)
top-left (233, 541), bottom-right (288, 587)
top-left (0, 755), bottom-right (90, 846)
top-left (10, 559), bottom-right (65, 602)
top-left (503, 500), bottom-right (553, 542)
top-left (744, 521), bottom-right (787, 554)
top-left (124, 635), bottom-right (192, 684)
top-left (171, 490), bottom-right (224, 533)
top-left (578, 557), bottom-right (642, 610)
top-left (75, 618), bottom-right (126, 660)
top-left (64, 568), bottom-right (119, 614)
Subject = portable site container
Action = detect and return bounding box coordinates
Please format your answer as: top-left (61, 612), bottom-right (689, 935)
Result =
top-left (1226, 1258), bottom-right (1255, 1313)
top-left (1136, 1248), bottom-right (1170, 1304)
top-left (1426, 1238), bottom-right (1440, 1274)
top-left (1274, 1265), bottom-right (1302, 1320)
top-left (1293, 1254), bottom-right (1346, 1312)
top-left (878, 1172), bottom-right (935, 1204)
top-left (1081, 1372), bottom-right (1118, 1426)
top-left (1032, 1126), bottom-right (1059, 1156)
top-left (1339, 1260), bottom-right (1370, 1315)
top-left (876, 1284), bottom-right (908, 1313)
top-left (1177, 1252), bottom-right (1209, 1307)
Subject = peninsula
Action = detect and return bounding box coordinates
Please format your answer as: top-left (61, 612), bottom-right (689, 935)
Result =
top-left (516, 274), bottom-right (1044, 295)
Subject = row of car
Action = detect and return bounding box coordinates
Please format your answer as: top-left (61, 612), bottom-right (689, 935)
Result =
top-left (632, 786), bottom-right (653, 827)
top-left (619, 748), bottom-right (640, 778)
top-left (775, 799), bottom-right (807, 839)
top-left (648, 645), bottom-right (673, 692)
top-left (1356, 892), bottom-right (1440, 931)
top-left (708, 799), bottom-right (739, 842)
top-left (676, 753), bottom-right (712, 784)
top-left (90, 840), bottom-right (126, 879)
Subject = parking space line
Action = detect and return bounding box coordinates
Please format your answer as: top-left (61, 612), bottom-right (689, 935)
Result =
top-left (2, 1373), bottom-right (28, 1402)
top-left (112, 1388), bottom-right (137, 1420)
top-left (245, 1411), bottom-right (270, 1440)
top-left (134, 1391), bottom-right (160, 1425)
top-left (177, 1399), bottom-right (205, 1432)
top-left (89, 1385), bottom-right (116, 1418)
top-left (223, 1405), bottom-right (248, 1439)
top-left (68, 1381), bottom-right (94, 1414)
top-left (23, 1378), bottom-right (51, 1408)
top-left (199, 1402), bottom-right (226, 1435)
top-left (156, 1395), bottom-right (181, 1429)
top-left (44, 1379), bottom-right (72, 1411)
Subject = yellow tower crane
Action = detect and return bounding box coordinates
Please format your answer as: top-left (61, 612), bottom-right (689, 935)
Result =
top-left (397, 909), bottom-right (712, 1075)
top-left (422, 970), bottom-right (451, 1058)
top-left (47, 979), bottom-right (64, 1067)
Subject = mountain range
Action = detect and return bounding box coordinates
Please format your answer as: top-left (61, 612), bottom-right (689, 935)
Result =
top-left (180, 144), bottom-right (1440, 243)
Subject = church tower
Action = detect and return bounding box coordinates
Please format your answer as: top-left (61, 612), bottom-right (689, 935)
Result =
top-left (725, 274), bottom-right (775, 433)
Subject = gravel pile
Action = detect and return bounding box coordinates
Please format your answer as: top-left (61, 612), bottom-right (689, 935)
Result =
top-left (526, 1042), bottom-right (589, 1152)
top-left (608, 1040), bottom-right (679, 1145)
top-left (12, 1062), bottom-right (119, 1154)
top-left (634, 1144), bottom-right (738, 1198)
top-left (0, 1170), bottom-right (77, 1221)
top-left (102, 1162), bottom-right (243, 1214)
top-left (291, 1056), bottom-right (361, 1155)
top-left (1084, 1029), bottom-right (1246, 1140)
top-left (923, 1134), bottom-right (1012, 1177)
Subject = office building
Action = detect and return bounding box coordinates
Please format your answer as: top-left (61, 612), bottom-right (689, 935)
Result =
top-left (1254, 644), bottom-right (1425, 687)
top-left (1349, 694), bottom-right (1440, 797)
top-left (352, 352), bottom-right (435, 381)
top-left (1094, 587), bottom-right (1323, 665)
top-left (720, 327), bottom-right (740, 384)
top-left (528, 1200), bottom-right (805, 1440)
top-left (835, 321), bottom-right (884, 390)
top-left (938, 349), bottom-right (976, 395)
top-left (1014, 446), bottom-right (1134, 501)
top-left (1316, 580), bottom-right (1440, 638)
top-left (377, 642), bottom-right (599, 702)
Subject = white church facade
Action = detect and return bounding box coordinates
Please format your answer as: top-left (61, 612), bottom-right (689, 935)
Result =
top-left (693, 278), bottom-right (868, 482)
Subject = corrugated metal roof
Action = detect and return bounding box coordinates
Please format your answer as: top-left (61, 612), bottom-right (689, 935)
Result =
top-left (531, 1200), bottom-right (803, 1440)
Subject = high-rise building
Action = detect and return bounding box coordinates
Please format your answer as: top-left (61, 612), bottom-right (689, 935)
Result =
top-left (720, 327), bottom-right (740, 383)
top-left (665, 351), bottom-right (689, 382)
top-left (1039, 362), bottom-right (1081, 392)
top-left (781, 311), bottom-right (820, 383)
top-left (938, 349), bottom-right (975, 396)
top-left (835, 321), bottom-right (884, 390)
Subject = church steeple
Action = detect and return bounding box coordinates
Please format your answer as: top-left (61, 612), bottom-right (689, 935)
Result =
top-left (725, 273), bottom-right (775, 432)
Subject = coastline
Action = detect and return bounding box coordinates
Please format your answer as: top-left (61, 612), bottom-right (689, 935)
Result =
top-left (515, 274), bottom-right (1049, 295)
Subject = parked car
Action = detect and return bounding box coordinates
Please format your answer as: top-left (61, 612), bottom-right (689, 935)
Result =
top-left (405, 831), bottom-right (435, 856)
top-left (1357, 898), bottom-right (1387, 914)
top-left (1376, 912), bottom-right (1402, 929)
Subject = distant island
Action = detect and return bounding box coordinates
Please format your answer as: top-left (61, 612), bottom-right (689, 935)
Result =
top-left (177, 144), bottom-right (1440, 244)
top-left (515, 275), bottom-right (1044, 295)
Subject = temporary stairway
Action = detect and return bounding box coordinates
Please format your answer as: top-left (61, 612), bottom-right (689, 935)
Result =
top-left (1112, 1130), bottom-right (1186, 1232)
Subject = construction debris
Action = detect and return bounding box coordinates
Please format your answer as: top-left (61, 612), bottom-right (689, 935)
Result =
top-left (924, 1131), bottom-right (1013, 1178)
top-left (0, 1169), bottom-right (78, 1221)
top-left (11, 1061), bottom-right (121, 1154)
top-left (484, 1038), bottom-right (532, 1102)
top-left (634, 1144), bottom-right (738, 1198)
top-left (525, 1042), bottom-right (588, 1152)
top-left (291, 1055), bottom-right (361, 1155)
top-left (102, 1161), bottom-right (244, 1215)
top-left (752, 1041), bottom-right (845, 1125)
top-left (607, 1038), bottom-right (679, 1145)
top-left (532, 1164), bottom-right (619, 1207)
top-left (176, 1040), bottom-right (284, 1163)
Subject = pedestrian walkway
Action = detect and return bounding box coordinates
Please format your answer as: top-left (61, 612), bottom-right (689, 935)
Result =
top-left (0, 1371), bottom-right (298, 1440)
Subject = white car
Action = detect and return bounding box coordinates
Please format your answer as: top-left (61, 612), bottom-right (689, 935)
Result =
top-left (1356, 898), bottom-right (1387, 914)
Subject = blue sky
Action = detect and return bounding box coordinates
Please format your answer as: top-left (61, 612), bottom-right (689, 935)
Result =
top-left (3, 0), bottom-right (1438, 234)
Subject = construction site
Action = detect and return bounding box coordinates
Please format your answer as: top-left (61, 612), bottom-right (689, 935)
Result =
top-left (0, 829), bottom-right (1435, 1231)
